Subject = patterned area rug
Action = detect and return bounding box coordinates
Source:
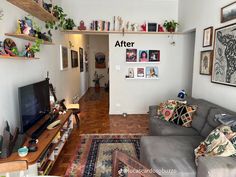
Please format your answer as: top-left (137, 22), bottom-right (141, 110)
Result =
top-left (65, 134), bottom-right (142, 177)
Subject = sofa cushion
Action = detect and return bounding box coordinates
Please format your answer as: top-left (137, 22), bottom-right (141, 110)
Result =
top-left (191, 99), bottom-right (217, 134)
top-left (200, 107), bottom-right (236, 137)
top-left (197, 156), bottom-right (236, 177)
top-left (158, 100), bottom-right (178, 121)
top-left (149, 116), bottom-right (199, 136)
top-left (140, 136), bottom-right (203, 177)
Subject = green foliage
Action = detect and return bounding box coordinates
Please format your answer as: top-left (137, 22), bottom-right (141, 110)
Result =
top-left (163, 20), bottom-right (179, 32)
top-left (45, 5), bottom-right (75, 31)
top-left (30, 39), bottom-right (43, 53)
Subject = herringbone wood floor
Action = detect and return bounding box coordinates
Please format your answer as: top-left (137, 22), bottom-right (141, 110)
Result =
top-left (50, 88), bottom-right (149, 175)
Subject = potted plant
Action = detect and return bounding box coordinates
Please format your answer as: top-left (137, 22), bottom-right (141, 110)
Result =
top-left (163, 20), bottom-right (179, 32)
top-left (29, 39), bottom-right (43, 57)
top-left (63, 18), bottom-right (76, 30)
top-left (93, 72), bottom-right (104, 92)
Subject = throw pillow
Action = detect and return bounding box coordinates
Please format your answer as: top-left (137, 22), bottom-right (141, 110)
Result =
top-left (157, 100), bottom-right (178, 121)
top-left (170, 104), bottom-right (197, 127)
top-left (194, 128), bottom-right (236, 165)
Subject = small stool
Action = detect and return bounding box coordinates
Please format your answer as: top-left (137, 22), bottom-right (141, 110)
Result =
top-left (67, 104), bottom-right (80, 128)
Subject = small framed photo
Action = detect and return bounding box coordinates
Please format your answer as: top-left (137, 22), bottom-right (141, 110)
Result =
top-left (126, 49), bottom-right (137, 62)
top-left (221, 2), bottom-right (236, 23)
top-left (149, 50), bottom-right (160, 62)
top-left (71, 50), bottom-right (78, 68)
top-left (203, 27), bottom-right (213, 47)
top-left (137, 67), bottom-right (145, 78)
top-left (79, 47), bottom-right (84, 72)
top-left (147, 23), bottom-right (158, 32)
top-left (60, 45), bottom-right (68, 70)
top-left (200, 50), bottom-right (213, 75)
top-left (146, 66), bottom-right (158, 78)
top-left (139, 50), bottom-right (148, 62)
top-left (128, 68), bottom-right (134, 78)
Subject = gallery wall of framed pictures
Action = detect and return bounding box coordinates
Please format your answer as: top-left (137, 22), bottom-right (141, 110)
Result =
top-left (125, 48), bottom-right (160, 79)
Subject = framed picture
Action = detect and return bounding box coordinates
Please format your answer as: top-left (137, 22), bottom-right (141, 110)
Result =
top-left (147, 23), bottom-right (158, 32)
top-left (128, 68), bottom-right (134, 78)
top-left (79, 47), bottom-right (84, 72)
top-left (126, 49), bottom-right (137, 62)
top-left (203, 27), bottom-right (213, 47)
top-left (85, 51), bottom-right (88, 72)
top-left (60, 45), bottom-right (68, 70)
top-left (95, 52), bottom-right (106, 68)
top-left (146, 66), bottom-right (158, 78)
top-left (149, 50), bottom-right (160, 62)
top-left (221, 2), bottom-right (236, 23)
top-left (139, 50), bottom-right (148, 62)
top-left (200, 50), bottom-right (213, 75)
top-left (71, 50), bottom-right (78, 68)
top-left (137, 67), bottom-right (145, 78)
top-left (212, 23), bottom-right (236, 86)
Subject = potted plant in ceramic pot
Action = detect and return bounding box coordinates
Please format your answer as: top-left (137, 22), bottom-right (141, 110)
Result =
top-left (163, 20), bottom-right (179, 32)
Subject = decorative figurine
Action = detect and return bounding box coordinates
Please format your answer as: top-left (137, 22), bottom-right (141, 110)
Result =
top-left (158, 24), bottom-right (164, 32)
top-left (126, 21), bottom-right (130, 31)
top-left (117, 16), bottom-right (123, 31)
top-left (113, 16), bottom-right (116, 31)
top-left (23, 22), bottom-right (31, 35)
top-left (0, 41), bottom-right (7, 55)
top-left (131, 23), bottom-right (138, 31)
top-left (141, 22), bottom-right (146, 32)
top-left (78, 20), bottom-right (86, 30)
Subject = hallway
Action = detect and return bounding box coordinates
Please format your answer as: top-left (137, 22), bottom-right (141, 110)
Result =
top-left (50, 88), bottom-right (149, 175)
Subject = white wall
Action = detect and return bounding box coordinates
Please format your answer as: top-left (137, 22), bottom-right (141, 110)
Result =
top-left (0, 1), bottom-right (87, 133)
top-left (88, 35), bottom-right (109, 87)
top-left (109, 33), bottom-right (193, 114)
top-left (61, 0), bottom-right (179, 30)
top-left (179, 0), bottom-right (236, 111)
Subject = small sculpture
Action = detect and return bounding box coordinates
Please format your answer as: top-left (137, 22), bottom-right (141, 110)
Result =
top-left (117, 16), bottom-right (123, 31)
top-left (131, 23), bottom-right (138, 32)
top-left (23, 22), bottom-right (31, 35)
top-left (141, 22), bottom-right (146, 32)
top-left (78, 20), bottom-right (86, 30)
top-left (158, 24), bottom-right (164, 32)
top-left (126, 22), bottom-right (130, 31)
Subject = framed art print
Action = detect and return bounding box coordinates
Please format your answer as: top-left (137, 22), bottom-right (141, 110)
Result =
top-left (146, 66), bottom-right (158, 78)
top-left (212, 23), bottom-right (236, 86)
top-left (200, 50), bottom-right (213, 75)
top-left (126, 49), bottom-right (137, 62)
top-left (203, 27), bottom-right (213, 47)
top-left (149, 50), bottom-right (160, 62)
top-left (71, 50), bottom-right (78, 68)
top-left (60, 45), bottom-right (68, 70)
top-left (79, 47), bottom-right (84, 72)
top-left (221, 2), bottom-right (236, 23)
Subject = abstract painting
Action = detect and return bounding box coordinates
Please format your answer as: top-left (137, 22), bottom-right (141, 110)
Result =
top-left (212, 23), bottom-right (236, 86)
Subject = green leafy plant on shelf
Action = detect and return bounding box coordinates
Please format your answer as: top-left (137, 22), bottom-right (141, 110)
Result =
top-left (30, 39), bottom-right (43, 54)
top-left (163, 20), bottom-right (179, 32)
top-left (45, 5), bottom-right (76, 31)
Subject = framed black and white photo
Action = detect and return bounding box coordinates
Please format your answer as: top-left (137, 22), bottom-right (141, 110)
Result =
top-left (149, 50), bottom-right (160, 62)
top-left (212, 23), bottom-right (236, 86)
top-left (203, 27), bottom-right (213, 47)
top-left (60, 45), bottom-right (68, 70)
top-left (71, 50), bottom-right (78, 68)
top-left (79, 47), bottom-right (84, 72)
top-left (221, 2), bottom-right (236, 23)
top-left (200, 50), bottom-right (213, 75)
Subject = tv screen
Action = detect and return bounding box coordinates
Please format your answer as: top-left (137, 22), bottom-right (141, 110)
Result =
top-left (18, 80), bottom-right (50, 133)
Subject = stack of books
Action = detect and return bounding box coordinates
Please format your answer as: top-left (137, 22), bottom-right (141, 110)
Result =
top-left (90, 20), bottom-right (111, 31)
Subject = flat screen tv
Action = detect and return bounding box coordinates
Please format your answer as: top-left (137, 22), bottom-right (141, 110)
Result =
top-left (18, 79), bottom-right (50, 133)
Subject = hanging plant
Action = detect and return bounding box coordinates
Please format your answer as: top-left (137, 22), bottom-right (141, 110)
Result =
top-left (163, 20), bottom-right (179, 32)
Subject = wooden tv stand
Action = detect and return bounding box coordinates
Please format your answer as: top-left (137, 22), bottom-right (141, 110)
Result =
top-left (0, 110), bottom-right (73, 175)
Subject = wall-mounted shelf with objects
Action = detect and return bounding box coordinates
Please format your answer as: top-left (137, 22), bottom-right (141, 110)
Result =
top-left (7, 0), bottom-right (58, 22)
top-left (0, 55), bottom-right (39, 60)
top-left (62, 30), bottom-right (182, 36)
top-left (5, 33), bottom-right (54, 45)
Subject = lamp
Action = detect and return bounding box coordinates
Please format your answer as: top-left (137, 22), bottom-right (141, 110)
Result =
top-left (178, 89), bottom-right (187, 100)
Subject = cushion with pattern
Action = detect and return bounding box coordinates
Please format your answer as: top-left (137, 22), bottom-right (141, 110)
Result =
top-left (170, 104), bottom-right (197, 127)
top-left (157, 100), bottom-right (178, 121)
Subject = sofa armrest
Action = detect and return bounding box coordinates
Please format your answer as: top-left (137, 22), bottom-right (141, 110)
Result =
top-left (149, 105), bottom-right (158, 118)
top-left (197, 156), bottom-right (236, 177)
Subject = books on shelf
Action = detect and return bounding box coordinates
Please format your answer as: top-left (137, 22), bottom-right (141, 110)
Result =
top-left (90, 20), bottom-right (111, 31)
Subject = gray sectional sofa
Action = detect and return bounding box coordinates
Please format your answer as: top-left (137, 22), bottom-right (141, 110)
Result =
top-left (140, 97), bottom-right (236, 177)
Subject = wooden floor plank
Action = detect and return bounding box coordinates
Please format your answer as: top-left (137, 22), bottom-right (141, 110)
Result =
top-left (49, 88), bottom-right (149, 175)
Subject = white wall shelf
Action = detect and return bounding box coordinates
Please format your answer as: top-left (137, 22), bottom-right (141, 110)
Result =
top-left (125, 77), bottom-right (159, 80)
top-left (126, 62), bottom-right (160, 64)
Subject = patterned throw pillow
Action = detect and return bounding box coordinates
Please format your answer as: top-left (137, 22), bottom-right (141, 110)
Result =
top-left (157, 100), bottom-right (178, 121)
top-left (194, 128), bottom-right (236, 165)
top-left (170, 104), bottom-right (197, 127)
